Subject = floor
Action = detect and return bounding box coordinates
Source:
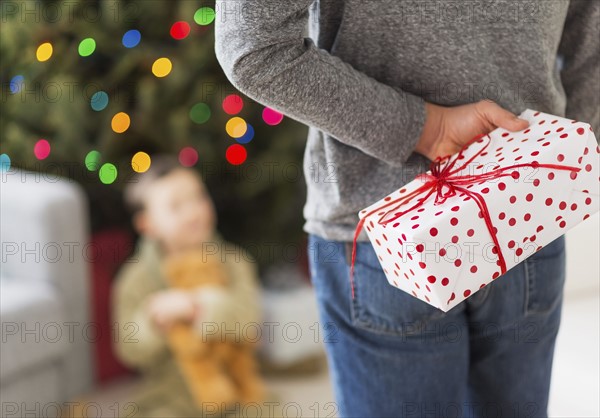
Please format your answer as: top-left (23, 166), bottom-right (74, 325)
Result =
top-left (547, 212), bottom-right (600, 417)
top-left (82, 367), bottom-right (335, 417)
top-left (85, 215), bottom-right (599, 417)
top-left (82, 295), bottom-right (600, 417)
top-left (548, 293), bottom-right (599, 417)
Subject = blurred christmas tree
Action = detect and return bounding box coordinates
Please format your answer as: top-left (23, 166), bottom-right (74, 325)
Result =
top-left (0, 0), bottom-right (308, 273)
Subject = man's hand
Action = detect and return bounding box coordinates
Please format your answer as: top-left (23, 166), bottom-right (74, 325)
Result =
top-left (414, 99), bottom-right (530, 162)
top-left (146, 289), bottom-right (198, 333)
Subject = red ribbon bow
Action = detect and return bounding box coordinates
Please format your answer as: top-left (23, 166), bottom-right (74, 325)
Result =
top-left (350, 132), bottom-right (581, 299)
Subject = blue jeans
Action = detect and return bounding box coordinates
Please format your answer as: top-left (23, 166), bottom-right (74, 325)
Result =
top-left (307, 233), bottom-right (566, 418)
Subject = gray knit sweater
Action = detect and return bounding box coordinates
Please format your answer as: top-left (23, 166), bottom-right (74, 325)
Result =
top-left (215, 0), bottom-right (599, 242)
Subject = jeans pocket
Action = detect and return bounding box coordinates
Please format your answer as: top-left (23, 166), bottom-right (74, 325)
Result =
top-left (524, 234), bottom-right (566, 316)
top-left (348, 241), bottom-right (448, 337)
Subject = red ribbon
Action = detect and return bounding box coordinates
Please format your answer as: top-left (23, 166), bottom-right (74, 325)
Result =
top-left (350, 133), bottom-right (581, 299)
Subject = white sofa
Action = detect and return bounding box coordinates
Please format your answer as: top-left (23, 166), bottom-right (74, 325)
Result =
top-left (1, 168), bottom-right (94, 417)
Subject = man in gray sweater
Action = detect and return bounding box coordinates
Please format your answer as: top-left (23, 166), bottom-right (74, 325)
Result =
top-left (215, 1), bottom-right (599, 416)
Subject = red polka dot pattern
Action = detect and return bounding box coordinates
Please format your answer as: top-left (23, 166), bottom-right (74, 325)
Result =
top-left (357, 109), bottom-right (599, 313)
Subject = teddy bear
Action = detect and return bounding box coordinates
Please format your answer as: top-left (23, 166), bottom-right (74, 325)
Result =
top-left (160, 248), bottom-right (266, 411)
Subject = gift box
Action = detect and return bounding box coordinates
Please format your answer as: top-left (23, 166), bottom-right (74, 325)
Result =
top-left (352, 109), bottom-right (599, 312)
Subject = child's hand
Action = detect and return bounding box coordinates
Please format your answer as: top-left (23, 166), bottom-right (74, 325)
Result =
top-left (146, 289), bottom-right (197, 332)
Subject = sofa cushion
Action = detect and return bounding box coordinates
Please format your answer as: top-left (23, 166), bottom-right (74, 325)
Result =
top-left (0, 278), bottom-right (69, 381)
top-left (0, 361), bottom-right (63, 416)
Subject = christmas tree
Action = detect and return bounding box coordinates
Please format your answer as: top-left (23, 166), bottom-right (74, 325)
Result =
top-left (0, 0), bottom-right (309, 274)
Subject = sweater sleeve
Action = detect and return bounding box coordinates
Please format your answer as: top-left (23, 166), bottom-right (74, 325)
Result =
top-left (214, 0), bottom-right (427, 166)
top-left (111, 262), bottom-right (170, 371)
top-left (557, 0), bottom-right (600, 135)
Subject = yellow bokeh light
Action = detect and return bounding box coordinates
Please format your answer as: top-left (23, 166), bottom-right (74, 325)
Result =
top-left (36, 42), bottom-right (53, 62)
top-left (152, 57), bottom-right (172, 78)
top-left (131, 152), bottom-right (151, 173)
top-left (225, 117), bottom-right (247, 138)
top-left (111, 112), bottom-right (131, 133)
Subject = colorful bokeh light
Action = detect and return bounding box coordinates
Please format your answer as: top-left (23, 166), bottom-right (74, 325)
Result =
top-left (222, 94), bottom-right (243, 115)
top-left (132, 151), bottom-right (151, 173)
top-left (179, 147), bottom-right (198, 167)
top-left (170, 21), bottom-right (191, 40)
top-left (0, 154), bottom-right (11, 172)
top-left (225, 117), bottom-right (247, 138)
top-left (9, 75), bottom-right (24, 94)
top-left (189, 103), bottom-right (211, 124)
top-left (152, 57), bottom-right (172, 77)
top-left (36, 42), bottom-right (53, 62)
top-left (262, 107), bottom-right (284, 125)
top-left (85, 150), bottom-right (101, 171)
top-left (236, 123), bottom-right (254, 144)
top-left (122, 30), bottom-right (141, 48)
top-left (194, 7), bottom-right (215, 25)
top-left (34, 139), bottom-right (51, 160)
top-left (78, 38), bottom-right (96, 57)
top-left (99, 163), bottom-right (118, 184)
top-left (111, 112), bottom-right (131, 133)
top-left (90, 91), bottom-right (109, 111)
top-left (226, 144), bottom-right (247, 165)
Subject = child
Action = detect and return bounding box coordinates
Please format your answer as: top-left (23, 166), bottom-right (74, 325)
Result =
top-left (111, 155), bottom-right (265, 417)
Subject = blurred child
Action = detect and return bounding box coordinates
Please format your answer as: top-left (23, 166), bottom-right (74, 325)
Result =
top-left (111, 155), bottom-right (265, 417)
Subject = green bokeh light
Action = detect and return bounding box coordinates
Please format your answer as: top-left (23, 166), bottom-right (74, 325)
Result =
top-left (194, 7), bottom-right (215, 25)
top-left (99, 163), bottom-right (117, 184)
top-left (85, 150), bottom-right (101, 171)
top-left (78, 38), bottom-right (96, 57)
top-left (189, 102), bottom-right (211, 124)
